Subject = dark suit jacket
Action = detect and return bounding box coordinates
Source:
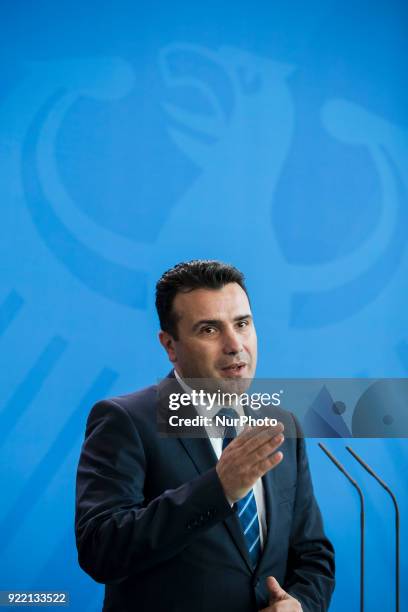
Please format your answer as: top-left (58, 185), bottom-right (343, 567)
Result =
top-left (75, 372), bottom-right (335, 611)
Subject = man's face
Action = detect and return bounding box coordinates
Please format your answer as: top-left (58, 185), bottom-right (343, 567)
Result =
top-left (159, 283), bottom-right (257, 386)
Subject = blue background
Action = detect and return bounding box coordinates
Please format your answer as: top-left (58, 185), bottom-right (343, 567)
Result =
top-left (1, 1), bottom-right (407, 609)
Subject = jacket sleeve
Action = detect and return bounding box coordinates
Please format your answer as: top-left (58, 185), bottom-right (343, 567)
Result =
top-left (284, 420), bottom-right (335, 611)
top-left (75, 399), bottom-right (233, 584)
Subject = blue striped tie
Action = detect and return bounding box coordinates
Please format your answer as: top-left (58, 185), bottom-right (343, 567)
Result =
top-left (217, 407), bottom-right (261, 567)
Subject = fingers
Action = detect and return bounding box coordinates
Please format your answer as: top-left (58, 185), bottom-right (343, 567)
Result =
top-left (216, 421), bottom-right (286, 503)
top-left (234, 421), bottom-right (285, 451)
top-left (247, 431), bottom-right (285, 462)
top-left (256, 450), bottom-right (284, 475)
top-left (232, 424), bottom-right (285, 465)
top-left (222, 422), bottom-right (285, 481)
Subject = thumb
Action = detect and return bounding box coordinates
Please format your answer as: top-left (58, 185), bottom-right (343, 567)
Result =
top-left (266, 576), bottom-right (287, 602)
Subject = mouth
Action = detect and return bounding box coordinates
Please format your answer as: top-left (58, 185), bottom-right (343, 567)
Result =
top-left (220, 362), bottom-right (247, 377)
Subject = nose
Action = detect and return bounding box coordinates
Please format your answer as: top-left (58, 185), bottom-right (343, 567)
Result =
top-left (222, 327), bottom-right (243, 355)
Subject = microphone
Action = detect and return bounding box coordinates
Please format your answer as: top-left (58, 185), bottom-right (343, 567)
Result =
top-left (346, 445), bottom-right (400, 612)
top-left (319, 443), bottom-right (365, 612)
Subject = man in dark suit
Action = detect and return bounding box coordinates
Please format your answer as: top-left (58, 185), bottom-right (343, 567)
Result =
top-left (75, 260), bottom-right (335, 611)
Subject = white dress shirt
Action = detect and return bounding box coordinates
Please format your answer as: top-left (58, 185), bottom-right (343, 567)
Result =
top-left (174, 369), bottom-right (267, 549)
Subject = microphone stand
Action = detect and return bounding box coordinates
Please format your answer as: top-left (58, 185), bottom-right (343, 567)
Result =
top-left (346, 445), bottom-right (400, 612)
top-left (319, 443), bottom-right (365, 612)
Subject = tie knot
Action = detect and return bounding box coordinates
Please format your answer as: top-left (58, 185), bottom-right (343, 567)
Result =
top-left (217, 407), bottom-right (239, 450)
top-left (216, 407), bottom-right (238, 420)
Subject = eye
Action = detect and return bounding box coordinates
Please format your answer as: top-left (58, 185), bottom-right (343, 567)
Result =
top-left (200, 326), bottom-right (217, 335)
top-left (237, 320), bottom-right (249, 328)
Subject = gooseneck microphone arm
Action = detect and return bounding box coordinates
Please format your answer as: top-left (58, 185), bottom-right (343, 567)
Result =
top-left (346, 445), bottom-right (400, 612)
top-left (319, 443), bottom-right (365, 612)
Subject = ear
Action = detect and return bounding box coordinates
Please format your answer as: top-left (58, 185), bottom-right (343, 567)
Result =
top-left (158, 330), bottom-right (177, 363)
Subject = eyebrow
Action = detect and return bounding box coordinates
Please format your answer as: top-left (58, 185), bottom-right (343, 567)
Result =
top-left (191, 314), bottom-right (252, 332)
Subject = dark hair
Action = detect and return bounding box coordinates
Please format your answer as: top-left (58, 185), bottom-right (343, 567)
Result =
top-left (155, 260), bottom-right (249, 339)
